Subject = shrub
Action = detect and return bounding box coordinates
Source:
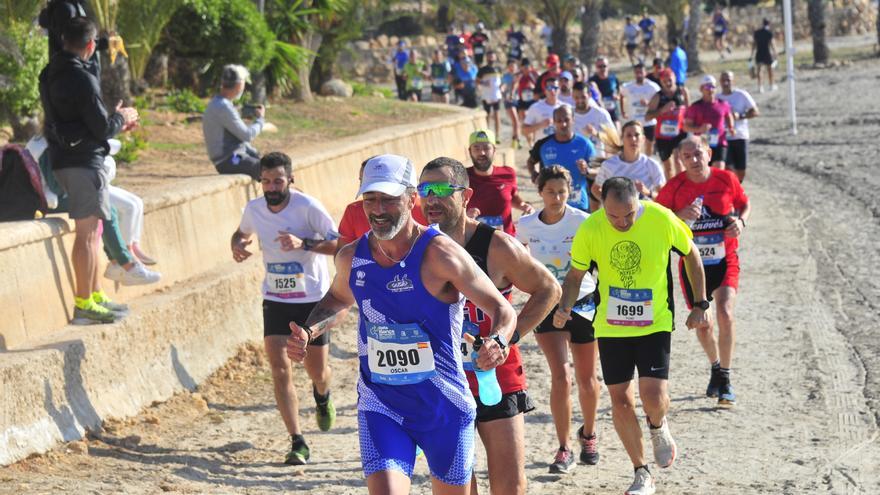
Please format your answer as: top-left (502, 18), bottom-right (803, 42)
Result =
top-left (115, 130), bottom-right (148, 164)
top-left (165, 89), bottom-right (206, 113)
top-left (350, 81), bottom-right (393, 99)
top-left (0, 22), bottom-right (48, 128)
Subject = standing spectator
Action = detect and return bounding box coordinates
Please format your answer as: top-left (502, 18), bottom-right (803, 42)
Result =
top-left (588, 57), bottom-right (622, 125)
top-left (713, 7), bottom-right (732, 58)
top-left (751, 19), bottom-right (778, 92)
top-left (506, 24), bottom-right (527, 62)
top-left (403, 49), bottom-right (429, 102)
top-left (477, 51), bottom-right (504, 139)
top-left (203, 64), bottom-right (265, 180)
top-left (392, 40), bottom-right (409, 100)
top-left (470, 22), bottom-right (491, 66)
top-left (668, 37), bottom-right (688, 86)
top-left (622, 16), bottom-right (641, 66)
top-left (430, 49), bottom-right (453, 104)
top-left (39, 17), bottom-right (139, 324)
top-left (639, 11), bottom-right (657, 59)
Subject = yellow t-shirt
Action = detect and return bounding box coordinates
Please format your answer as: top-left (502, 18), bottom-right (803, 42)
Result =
top-left (570, 201), bottom-right (692, 338)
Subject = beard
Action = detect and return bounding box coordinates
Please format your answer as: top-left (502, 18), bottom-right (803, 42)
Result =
top-left (370, 210), bottom-right (408, 240)
top-left (264, 189), bottom-right (290, 206)
top-left (470, 153), bottom-right (493, 172)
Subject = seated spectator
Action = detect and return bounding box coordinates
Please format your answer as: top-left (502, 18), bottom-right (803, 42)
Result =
top-left (103, 139), bottom-right (158, 266)
top-left (203, 64), bottom-right (265, 180)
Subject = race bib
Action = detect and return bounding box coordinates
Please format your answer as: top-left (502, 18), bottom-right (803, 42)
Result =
top-left (433, 77), bottom-right (447, 87)
top-left (660, 119), bottom-right (679, 137)
top-left (412, 77), bottom-right (423, 89)
top-left (707, 128), bottom-right (720, 147)
top-left (521, 89), bottom-right (534, 101)
top-left (606, 287), bottom-right (654, 327)
top-left (477, 215), bottom-right (504, 230)
top-left (367, 322), bottom-right (436, 385)
top-left (714, 24), bottom-right (725, 34)
top-left (572, 297), bottom-right (596, 320)
top-left (460, 321), bottom-right (480, 372)
top-left (266, 262), bottom-right (306, 299)
top-left (695, 233), bottom-right (726, 265)
top-left (474, 46), bottom-right (484, 54)
top-left (603, 96), bottom-right (617, 111)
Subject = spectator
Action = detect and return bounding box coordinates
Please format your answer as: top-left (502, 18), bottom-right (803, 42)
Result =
top-left (203, 64), bottom-right (265, 180)
top-left (39, 17), bottom-right (139, 324)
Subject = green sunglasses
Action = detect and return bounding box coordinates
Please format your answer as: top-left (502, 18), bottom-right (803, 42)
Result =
top-left (417, 181), bottom-right (466, 198)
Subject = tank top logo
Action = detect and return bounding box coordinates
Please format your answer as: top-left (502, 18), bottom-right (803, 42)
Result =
top-left (386, 274), bottom-right (415, 293)
top-left (355, 270), bottom-right (366, 287)
top-left (610, 240), bottom-right (642, 288)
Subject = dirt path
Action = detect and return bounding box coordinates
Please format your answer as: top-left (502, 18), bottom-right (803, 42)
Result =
top-left (3, 51), bottom-right (880, 495)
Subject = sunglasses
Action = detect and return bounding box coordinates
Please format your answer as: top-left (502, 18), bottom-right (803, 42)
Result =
top-left (596, 65), bottom-right (607, 68)
top-left (417, 181), bottom-right (466, 198)
top-left (546, 85), bottom-right (560, 91)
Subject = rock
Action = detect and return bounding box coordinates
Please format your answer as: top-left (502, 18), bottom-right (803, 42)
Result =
top-left (320, 78), bottom-right (354, 98)
top-left (67, 440), bottom-right (89, 455)
top-left (377, 34), bottom-right (389, 48)
top-left (354, 40), bottom-right (370, 51)
top-left (389, 36), bottom-right (399, 47)
top-left (425, 36), bottom-right (437, 47)
top-left (122, 435), bottom-right (142, 448)
top-left (143, 414), bottom-right (160, 425)
top-left (190, 392), bottom-right (209, 412)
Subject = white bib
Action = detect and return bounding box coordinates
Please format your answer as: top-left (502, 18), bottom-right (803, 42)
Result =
top-left (707, 128), bottom-right (720, 147)
top-left (367, 322), bottom-right (437, 385)
top-left (521, 89), bottom-right (534, 101)
top-left (266, 262), bottom-right (306, 299)
top-left (606, 287), bottom-right (654, 327)
top-left (433, 77), bottom-right (447, 87)
top-left (603, 96), bottom-right (617, 111)
top-left (660, 119), bottom-right (679, 138)
top-left (695, 233), bottom-right (726, 265)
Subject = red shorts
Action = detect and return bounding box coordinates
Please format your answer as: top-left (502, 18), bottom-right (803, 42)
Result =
top-left (679, 250), bottom-right (739, 309)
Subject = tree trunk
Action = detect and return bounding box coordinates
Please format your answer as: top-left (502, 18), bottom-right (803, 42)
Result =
top-left (579, 1), bottom-right (601, 67)
top-left (10, 114), bottom-right (41, 142)
top-left (551, 23), bottom-right (568, 56)
top-left (807, 0), bottom-right (830, 65)
top-left (685, 0), bottom-right (702, 74)
top-left (289, 31), bottom-right (322, 102)
top-left (310, 29), bottom-right (339, 92)
top-left (666, 15), bottom-right (681, 47)
top-left (99, 51), bottom-right (132, 106)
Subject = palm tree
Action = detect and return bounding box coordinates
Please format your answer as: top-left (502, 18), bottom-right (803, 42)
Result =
top-left (807, 0), bottom-right (830, 64)
top-left (579, 0), bottom-right (602, 65)
top-left (685, 0), bottom-right (702, 73)
top-left (540, 0), bottom-right (579, 56)
top-left (90, 0), bottom-right (132, 104)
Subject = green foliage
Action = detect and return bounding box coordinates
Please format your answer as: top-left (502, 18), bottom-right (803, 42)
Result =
top-left (117, 0), bottom-right (186, 79)
top-left (350, 81), bottom-right (392, 98)
top-left (1, 0), bottom-right (43, 23)
top-left (0, 21), bottom-right (48, 120)
top-left (165, 89), bottom-right (206, 113)
top-left (265, 39), bottom-right (313, 96)
top-left (115, 130), bottom-right (148, 164)
top-left (160, 0), bottom-right (275, 87)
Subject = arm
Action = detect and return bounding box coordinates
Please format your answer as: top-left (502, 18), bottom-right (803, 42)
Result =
top-left (231, 228), bottom-right (254, 262)
top-left (552, 267), bottom-right (587, 328)
top-left (217, 99), bottom-right (263, 144)
top-left (619, 90), bottom-right (628, 119)
top-left (78, 76), bottom-right (126, 141)
top-left (725, 199), bottom-right (751, 238)
top-left (644, 93), bottom-right (664, 121)
top-left (526, 153), bottom-right (542, 183)
top-left (511, 191), bottom-right (534, 214)
top-left (681, 240), bottom-right (711, 331)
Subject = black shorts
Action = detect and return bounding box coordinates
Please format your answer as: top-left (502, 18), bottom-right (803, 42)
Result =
top-left (756, 53), bottom-right (774, 66)
top-left (483, 100), bottom-right (500, 113)
top-left (655, 133), bottom-right (687, 161)
top-left (643, 125), bottom-right (656, 142)
top-left (535, 298), bottom-right (597, 344)
top-left (431, 86), bottom-right (449, 95)
top-left (475, 390), bottom-right (535, 422)
top-left (407, 89), bottom-right (423, 101)
top-left (710, 145), bottom-right (727, 164)
top-left (726, 139), bottom-right (748, 170)
top-left (626, 43), bottom-right (638, 53)
top-left (262, 300), bottom-right (329, 345)
top-left (517, 99), bottom-right (536, 111)
top-left (503, 100), bottom-right (516, 110)
top-left (598, 332), bottom-right (671, 385)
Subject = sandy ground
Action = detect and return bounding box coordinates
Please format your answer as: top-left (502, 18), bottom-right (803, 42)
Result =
top-left (3, 51), bottom-right (880, 495)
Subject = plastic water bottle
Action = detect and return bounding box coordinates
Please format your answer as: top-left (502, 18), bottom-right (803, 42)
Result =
top-left (685, 195), bottom-right (704, 228)
top-left (471, 336), bottom-right (502, 406)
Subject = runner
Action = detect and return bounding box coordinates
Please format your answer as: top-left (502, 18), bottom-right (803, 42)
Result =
top-left (638, 11), bottom-right (656, 59)
top-left (668, 38), bottom-right (688, 87)
top-left (592, 121), bottom-right (666, 202)
top-left (620, 63), bottom-right (661, 156)
top-left (572, 81), bottom-right (615, 161)
top-left (453, 55), bottom-right (479, 108)
top-left (522, 76), bottom-right (565, 143)
top-left (392, 41), bottom-right (409, 101)
top-left (558, 71), bottom-right (575, 107)
top-left (465, 129), bottom-right (534, 235)
top-left (684, 75), bottom-right (735, 169)
top-left (645, 68), bottom-right (690, 179)
top-left (527, 105), bottom-right (598, 213)
top-left (445, 25), bottom-right (465, 61)
top-left (716, 71), bottom-right (759, 182)
top-left (563, 54), bottom-right (585, 83)
top-left (554, 176), bottom-right (711, 495)
top-left (286, 154), bottom-right (516, 495)
top-left (588, 57), bottom-right (622, 125)
top-left (622, 16), bottom-right (641, 66)
top-left (656, 135), bottom-right (751, 407)
top-left (419, 156), bottom-right (559, 495)
top-left (470, 22), bottom-right (491, 66)
top-left (501, 59), bottom-right (522, 148)
top-left (230, 152), bottom-right (338, 465)
top-left (517, 165), bottom-right (601, 474)
top-left (506, 24), bottom-right (527, 63)
top-left (712, 7), bottom-right (732, 59)
top-left (403, 49), bottom-right (429, 102)
top-left (477, 51), bottom-right (504, 140)
top-left (535, 54), bottom-right (562, 102)
top-left (430, 49), bottom-right (453, 104)
top-left (515, 59), bottom-right (540, 146)
top-left (751, 18), bottom-right (778, 92)
top-left (646, 57), bottom-right (664, 86)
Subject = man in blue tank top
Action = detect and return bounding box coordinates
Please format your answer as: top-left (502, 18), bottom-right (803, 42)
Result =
top-left (286, 154), bottom-right (517, 494)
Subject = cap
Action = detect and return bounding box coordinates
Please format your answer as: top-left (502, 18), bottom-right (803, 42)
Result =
top-left (560, 71), bottom-right (573, 81)
top-left (564, 54), bottom-right (577, 62)
top-left (357, 154), bottom-right (416, 197)
top-left (701, 75), bottom-right (717, 87)
top-left (469, 129), bottom-right (496, 146)
top-left (546, 54), bottom-right (560, 66)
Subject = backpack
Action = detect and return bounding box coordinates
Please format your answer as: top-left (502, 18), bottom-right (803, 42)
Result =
top-left (0, 144), bottom-right (48, 221)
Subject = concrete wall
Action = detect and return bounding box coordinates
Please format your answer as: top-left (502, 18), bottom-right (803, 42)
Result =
top-left (0, 106), bottom-right (495, 465)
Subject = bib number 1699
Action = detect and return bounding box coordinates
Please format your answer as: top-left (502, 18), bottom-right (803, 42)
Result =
top-left (615, 304), bottom-right (645, 317)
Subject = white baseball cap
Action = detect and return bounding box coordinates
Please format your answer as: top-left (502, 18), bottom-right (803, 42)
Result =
top-left (701, 75), bottom-right (717, 87)
top-left (357, 154), bottom-right (416, 197)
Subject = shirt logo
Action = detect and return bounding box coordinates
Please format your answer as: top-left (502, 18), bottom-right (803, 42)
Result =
top-left (386, 274), bottom-right (414, 293)
top-left (356, 270), bottom-right (366, 287)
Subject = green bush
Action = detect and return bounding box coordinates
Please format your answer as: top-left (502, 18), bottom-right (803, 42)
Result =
top-left (116, 130), bottom-right (148, 164)
top-left (350, 81), bottom-right (393, 99)
top-left (160, 0), bottom-right (274, 90)
top-left (0, 22), bottom-right (48, 122)
top-left (165, 89), bottom-right (206, 113)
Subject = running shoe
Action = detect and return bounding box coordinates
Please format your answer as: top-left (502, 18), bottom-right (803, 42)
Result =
top-left (625, 466), bottom-right (656, 495)
top-left (93, 293), bottom-right (129, 315)
top-left (105, 262), bottom-right (161, 286)
top-left (71, 301), bottom-right (117, 325)
top-left (718, 380), bottom-right (737, 407)
top-left (315, 396), bottom-right (336, 432)
top-left (706, 368), bottom-right (724, 398)
top-left (548, 447), bottom-right (575, 474)
top-left (285, 437), bottom-right (310, 465)
top-left (577, 426), bottom-right (599, 465)
top-left (648, 417), bottom-right (677, 468)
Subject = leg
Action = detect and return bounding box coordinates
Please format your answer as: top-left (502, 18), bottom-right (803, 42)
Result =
top-left (431, 478), bottom-right (471, 495)
top-left (638, 377), bottom-right (670, 429)
top-left (72, 216), bottom-right (101, 299)
top-left (492, 109), bottom-right (501, 140)
top-left (768, 64), bottom-right (775, 88)
top-left (506, 106), bottom-right (520, 140)
top-left (302, 341), bottom-right (331, 396)
top-left (264, 335), bottom-right (301, 435)
top-left (367, 471), bottom-right (412, 495)
top-left (696, 318), bottom-right (720, 364)
top-left (714, 286), bottom-right (737, 369)
top-left (360, 410), bottom-right (417, 494)
top-left (476, 415), bottom-right (526, 495)
top-left (536, 332), bottom-right (573, 449)
top-left (607, 381), bottom-right (645, 467)
top-left (570, 341), bottom-right (600, 438)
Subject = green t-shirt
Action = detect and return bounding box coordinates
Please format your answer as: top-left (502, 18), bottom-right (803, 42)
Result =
top-left (404, 61), bottom-right (427, 90)
top-left (570, 201), bottom-right (693, 338)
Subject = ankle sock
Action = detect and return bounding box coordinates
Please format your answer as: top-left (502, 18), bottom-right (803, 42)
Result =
top-left (291, 433), bottom-right (306, 447)
top-left (313, 386), bottom-right (330, 405)
top-left (74, 296), bottom-right (92, 310)
top-left (92, 290), bottom-right (109, 304)
top-left (711, 360), bottom-right (721, 371)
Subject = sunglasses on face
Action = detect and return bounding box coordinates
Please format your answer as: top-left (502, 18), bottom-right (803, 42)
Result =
top-left (596, 65), bottom-right (607, 69)
top-left (546, 85), bottom-right (560, 91)
top-left (417, 181), bottom-right (465, 198)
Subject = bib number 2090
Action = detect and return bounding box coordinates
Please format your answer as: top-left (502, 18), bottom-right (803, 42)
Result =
top-left (376, 349), bottom-right (421, 368)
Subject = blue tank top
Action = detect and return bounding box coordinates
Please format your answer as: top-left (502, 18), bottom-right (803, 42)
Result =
top-left (350, 226), bottom-right (476, 431)
top-left (536, 134), bottom-right (596, 212)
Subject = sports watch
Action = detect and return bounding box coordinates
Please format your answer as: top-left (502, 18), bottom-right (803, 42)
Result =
top-left (693, 300), bottom-right (711, 311)
top-left (489, 333), bottom-right (508, 350)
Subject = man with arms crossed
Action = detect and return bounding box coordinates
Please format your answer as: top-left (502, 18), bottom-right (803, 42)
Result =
top-left (554, 177), bottom-right (711, 495)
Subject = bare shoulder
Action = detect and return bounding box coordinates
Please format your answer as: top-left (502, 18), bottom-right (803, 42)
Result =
top-left (488, 230), bottom-right (531, 271)
top-left (424, 234), bottom-right (469, 266)
top-left (334, 239), bottom-right (358, 271)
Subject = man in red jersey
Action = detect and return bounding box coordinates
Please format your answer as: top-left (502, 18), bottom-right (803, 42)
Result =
top-left (465, 129), bottom-right (534, 235)
top-left (419, 156), bottom-right (559, 495)
top-left (656, 135), bottom-right (750, 408)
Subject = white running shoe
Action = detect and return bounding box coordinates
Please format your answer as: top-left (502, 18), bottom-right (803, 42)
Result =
top-left (105, 262), bottom-right (161, 286)
top-left (649, 417), bottom-right (677, 468)
top-left (625, 466), bottom-right (656, 495)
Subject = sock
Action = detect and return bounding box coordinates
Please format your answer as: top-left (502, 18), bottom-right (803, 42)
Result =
top-left (92, 290), bottom-right (109, 304)
top-left (711, 360), bottom-right (721, 371)
top-left (719, 367), bottom-right (731, 378)
top-left (74, 296), bottom-right (92, 310)
top-left (291, 433), bottom-right (306, 447)
top-left (313, 386), bottom-right (330, 405)
top-left (635, 464), bottom-right (650, 473)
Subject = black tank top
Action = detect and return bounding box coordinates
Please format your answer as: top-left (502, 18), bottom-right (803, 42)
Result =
top-left (658, 87), bottom-right (685, 107)
top-left (464, 222), bottom-right (495, 275)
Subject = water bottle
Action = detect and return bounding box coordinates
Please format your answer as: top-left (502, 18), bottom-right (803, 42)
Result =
top-left (471, 336), bottom-right (502, 406)
top-left (685, 195), bottom-right (704, 228)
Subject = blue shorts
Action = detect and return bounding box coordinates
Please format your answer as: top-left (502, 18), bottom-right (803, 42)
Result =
top-left (358, 410), bottom-right (475, 485)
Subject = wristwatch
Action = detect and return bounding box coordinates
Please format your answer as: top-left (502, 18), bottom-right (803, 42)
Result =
top-left (489, 333), bottom-right (508, 350)
top-left (693, 300), bottom-right (711, 311)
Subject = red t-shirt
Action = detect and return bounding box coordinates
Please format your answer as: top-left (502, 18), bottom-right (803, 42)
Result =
top-left (656, 168), bottom-right (748, 264)
top-left (337, 198), bottom-right (428, 247)
top-left (463, 286), bottom-right (526, 396)
top-left (685, 98), bottom-right (732, 148)
top-left (466, 166), bottom-right (519, 236)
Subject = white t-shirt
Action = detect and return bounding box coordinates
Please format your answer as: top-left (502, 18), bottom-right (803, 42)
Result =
top-left (595, 154), bottom-right (666, 195)
top-left (239, 191), bottom-right (337, 303)
top-left (717, 88), bottom-right (757, 141)
top-left (624, 24), bottom-right (640, 44)
top-left (573, 106), bottom-right (614, 157)
top-left (621, 80), bottom-right (661, 126)
top-left (524, 99), bottom-right (567, 137)
top-left (517, 206), bottom-right (596, 302)
top-left (559, 93), bottom-right (575, 108)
